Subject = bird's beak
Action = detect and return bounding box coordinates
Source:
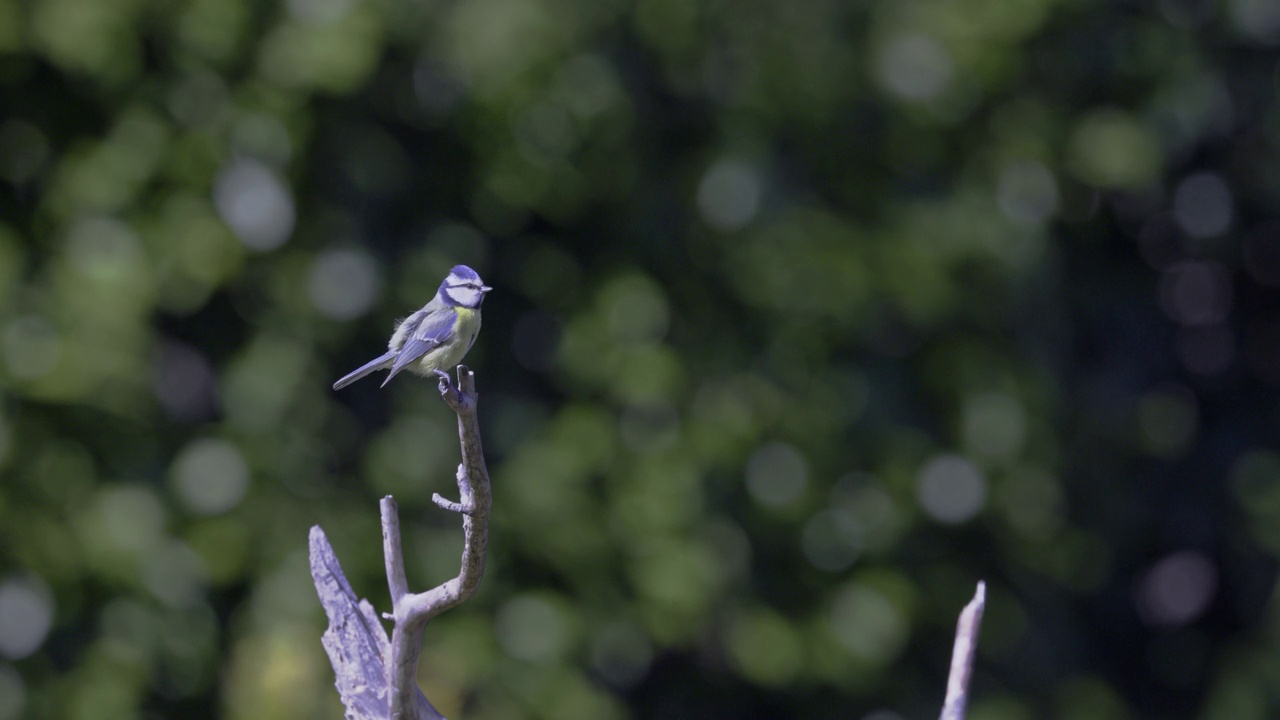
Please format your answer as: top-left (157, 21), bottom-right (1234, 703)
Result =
top-left (480, 285), bottom-right (493, 293)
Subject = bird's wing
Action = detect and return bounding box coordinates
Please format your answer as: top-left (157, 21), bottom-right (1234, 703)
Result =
top-left (333, 350), bottom-right (397, 390)
top-left (381, 309), bottom-right (458, 387)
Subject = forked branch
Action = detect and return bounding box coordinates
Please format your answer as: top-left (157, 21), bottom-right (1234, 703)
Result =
top-left (310, 365), bottom-right (492, 720)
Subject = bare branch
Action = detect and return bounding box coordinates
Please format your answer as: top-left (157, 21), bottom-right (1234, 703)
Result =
top-left (939, 581), bottom-right (987, 720)
top-left (384, 498), bottom-right (411, 606)
top-left (312, 365), bottom-right (492, 720)
top-left (381, 498), bottom-right (441, 720)
top-left (431, 493), bottom-right (469, 515)
top-left (309, 526), bottom-right (393, 720)
top-left (384, 365), bottom-right (491, 719)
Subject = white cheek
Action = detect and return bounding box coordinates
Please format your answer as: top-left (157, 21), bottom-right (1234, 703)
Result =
top-left (454, 288), bottom-right (481, 306)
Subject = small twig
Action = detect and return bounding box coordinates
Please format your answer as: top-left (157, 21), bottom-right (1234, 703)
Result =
top-left (939, 581), bottom-right (986, 720)
top-left (431, 493), bottom-right (469, 514)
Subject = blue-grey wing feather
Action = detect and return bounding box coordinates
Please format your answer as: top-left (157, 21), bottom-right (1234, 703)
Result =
top-left (380, 310), bottom-right (458, 387)
top-left (333, 350), bottom-right (396, 390)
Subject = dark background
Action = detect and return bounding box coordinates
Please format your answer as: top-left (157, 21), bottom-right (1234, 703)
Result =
top-left (1, 1), bottom-right (1279, 718)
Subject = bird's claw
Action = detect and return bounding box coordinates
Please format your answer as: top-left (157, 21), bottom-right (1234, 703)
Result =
top-left (436, 368), bottom-right (466, 409)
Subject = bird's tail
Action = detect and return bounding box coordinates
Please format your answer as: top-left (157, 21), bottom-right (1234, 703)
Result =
top-left (332, 351), bottom-right (396, 390)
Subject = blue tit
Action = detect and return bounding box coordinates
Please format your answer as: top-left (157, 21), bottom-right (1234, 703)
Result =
top-left (333, 265), bottom-right (491, 390)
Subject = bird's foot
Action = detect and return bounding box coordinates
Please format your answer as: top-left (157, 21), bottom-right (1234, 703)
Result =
top-left (436, 365), bottom-right (477, 412)
top-left (436, 368), bottom-right (463, 409)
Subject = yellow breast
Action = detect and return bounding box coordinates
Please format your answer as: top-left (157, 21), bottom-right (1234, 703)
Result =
top-left (404, 307), bottom-right (484, 377)
top-left (453, 307), bottom-right (481, 346)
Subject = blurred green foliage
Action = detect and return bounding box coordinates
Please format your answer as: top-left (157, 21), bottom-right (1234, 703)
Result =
top-left (1, 0), bottom-right (1279, 719)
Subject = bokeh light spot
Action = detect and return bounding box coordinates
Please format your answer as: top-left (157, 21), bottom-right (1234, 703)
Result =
top-left (495, 595), bottom-right (568, 662)
top-left (831, 475), bottom-right (902, 551)
top-left (213, 159), bottom-right (295, 251)
top-left (223, 625), bottom-right (329, 718)
top-left (513, 100), bottom-right (574, 162)
top-left (801, 509), bottom-right (863, 571)
top-left (1067, 109), bottom-right (1161, 188)
top-left (877, 34), bottom-right (953, 102)
top-left (1231, 449), bottom-right (1280, 509)
top-left (167, 72), bottom-right (229, 130)
top-left (65, 215), bottom-right (149, 287)
top-left (220, 335), bottom-right (310, 434)
top-left (1229, 0), bottom-right (1280, 41)
top-left (602, 275), bottom-right (669, 345)
top-left (916, 454), bottom-right (987, 524)
top-left (171, 438), bottom-right (250, 516)
top-left (618, 402), bottom-right (680, 454)
top-left (556, 53), bottom-right (621, 118)
top-left (230, 113), bottom-right (293, 166)
top-left (997, 160), bottom-right (1059, 226)
top-left (962, 393), bottom-right (1027, 460)
top-left (828, 583), bottom-right (908, 663)
top-left (308, 248), bottom-right (381, 320)
top-left (413, 59), bottom-right (468, 121)
top-left (590, 622), bottom-right (653, 688)
top-left (0, 576), bottom-right (53, 660)
top-left (1173, 172), bottom-right (1233, 238)
top-left (141, 540), bottom-right (208, 608)
top-left (697, 159), bottom-right (762, 232)
top-left (1159, 261), bottom-right (1232, 326)
top-left (745, 441), bottom-right (809, 508)
top-left (3, 316), bottom-right (60, 380)
top-left (153, 341), bottom-right (218, 422)
top-left (997, 467), bottom-right (1064, 539)
top-left (1135, 550), bottom-right (1217, 626)
top-left (726, 607), bottom-right (801, 686)
top-left (99, 486), bottom-right (167, 553)
top-left (365, 415), bottom-right (453, 499)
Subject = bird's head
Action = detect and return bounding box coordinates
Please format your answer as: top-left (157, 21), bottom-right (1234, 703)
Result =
top-left (439, 265), bottom-right (492, 308)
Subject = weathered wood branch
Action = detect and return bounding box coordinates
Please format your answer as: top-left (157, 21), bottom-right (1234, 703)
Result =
top-left (312, 363), bottom-right (984, 720)
top-left (310, 365), bottom-right (492, 720)
top-left (939, 581), bottom-right (986, 720)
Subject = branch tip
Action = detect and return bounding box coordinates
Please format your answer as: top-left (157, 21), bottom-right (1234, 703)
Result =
top-left (939, 580), bottom-right (987, 720)
top-left (382, 497), bottom-right (409, 608)
top-left (432, 493), bottom-right (469, 514)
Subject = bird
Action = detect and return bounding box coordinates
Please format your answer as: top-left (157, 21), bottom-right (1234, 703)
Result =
top-left (333, 265), bottom-right (491, 391)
